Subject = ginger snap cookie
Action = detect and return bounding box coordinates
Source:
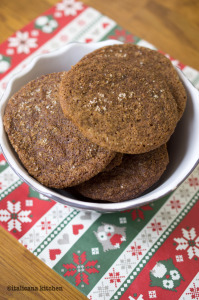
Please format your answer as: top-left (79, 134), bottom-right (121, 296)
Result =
top-left (75, 144), bottom-right (169, 202)
top-left (3, 72), bottom-right (115, 189)
top-left (59, 44), bottom-right (187, 154)
top-left (103, 153), bottom-right (123, 172)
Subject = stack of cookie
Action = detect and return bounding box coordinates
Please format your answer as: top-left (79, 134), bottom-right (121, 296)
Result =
top-left (3, 44), bottom-right (187, 203)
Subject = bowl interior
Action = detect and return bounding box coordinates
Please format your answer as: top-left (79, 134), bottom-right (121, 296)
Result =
top-left (1, 41), bottom-right (199, 212)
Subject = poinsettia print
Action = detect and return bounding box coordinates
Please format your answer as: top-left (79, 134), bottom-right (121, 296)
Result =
top-left (127, 241), bottom-right (146, 260)
top-left (37, 217), bottom-right (56, 234)
top-left (105, 268), bottom-right (125, 288)
top-left (0, 200), bottom-right (31, 232)
top-left (174, 227), bottom-right (199, 259)
top-left (167, 196), bottom-right (184, 213)
top-left (35, 15), bottom-right (58, 33)
top-left (62, 251), bottom-right (99, 286)
top-left (185, 282), bottom-right (199, 299)
top-left (147, 219), bottom-right (166, 235)
top-left (123, 204), bottom-right (153, 221)
top-left (188, 175), bottom-right (199, 190)
top-left (56, 0), bottom-right (83, 16)
top-left (8, 31), bottom-right (38, 54)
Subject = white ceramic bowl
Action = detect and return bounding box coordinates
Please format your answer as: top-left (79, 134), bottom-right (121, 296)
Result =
top-left (1, 40), bottom-right (199, 212)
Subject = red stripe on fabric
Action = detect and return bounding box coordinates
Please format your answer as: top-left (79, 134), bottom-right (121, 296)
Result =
top-left (120, 199), bottom-right (199, 300)
top-left (0, 183), bottom-right (55, 239)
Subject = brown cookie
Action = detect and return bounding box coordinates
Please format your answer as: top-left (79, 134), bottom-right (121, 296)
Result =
top-left (75, 144), bottom-right (169, 202)
top-left (3, 72), bottom-right (115, 189)
top-left (103, 153), bottom-right (123, 172)
top-left (59, 44), bottom-right (187, 154)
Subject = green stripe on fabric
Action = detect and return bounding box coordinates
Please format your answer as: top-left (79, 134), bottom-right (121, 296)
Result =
top-left (52, 193), bottom-right (171, 296)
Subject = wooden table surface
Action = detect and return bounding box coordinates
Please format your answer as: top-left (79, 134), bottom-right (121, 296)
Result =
top-left (0, 0), bottom-right (199, 299)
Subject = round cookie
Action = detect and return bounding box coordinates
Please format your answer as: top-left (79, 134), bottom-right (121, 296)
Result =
top-left (3, 72), bottom-right (115, 189)
top-left (75, 144), bottom-right (169, 202)
top-left (103, 153), bottom-right (123, 172)
top-left (59, 44), bottom-right (187, 154)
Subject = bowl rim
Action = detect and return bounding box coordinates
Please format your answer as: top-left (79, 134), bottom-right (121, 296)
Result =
top-left (1, 40), bottom-right (199, 212)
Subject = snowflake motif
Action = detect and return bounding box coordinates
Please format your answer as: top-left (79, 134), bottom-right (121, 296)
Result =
top-left (51, 206), bottom-right (64, 222)
top-left (2, 172), bottom-right (16, 183)
top-left (28, 231), bottom-right (40, 244)
top-left (93, 282), bottom-right (114, 300)
top-left (26, 200), bottom-right (33, 207)
top-left (127, 242), bottom-right (146, 260)
top-left (8, 31), bottom-right (38, 54)
top-left (105, 268), bottom-right (125, 288)
top-left (187, 175), bottom-right (199, 190)
top-left (116, 254), bottom-right (134, 274)
top-left (0, 200), bottom-right (31, 232)
top-left (63, 251), bottom-right (99, 286)
top-left (177, 186), bottom-right (191, 199)
top-left (37, 217), bottom-right (56, 234)
top-left (175, 255), bottom-right (184, 262)
top-left (91, 247), bottom-right (99, 255)
top-left (160, 208), bottom-right (174, 224)
top-left (119, 217), bottom-right (127, 224)
top-left (174, 227), bottom-right (199, 259)
top-left (186, 282), bottom-right (199, 299)
top-left (56, 0), bottom-right (83, 16)
top-left (167, 196), bottom-right (183, 213)
top-left (123, 204), bottom-right (153, 221)
top-left (147, 219), bottom-right (166, 235)
top-left (109, 29), bottom-right (136, 43)
top-left (148, 290), bottom-right (157, 298)
top-left (21, 229), bottom-right (45, 246)
top-left (137, 229), bottom-right (156, 247)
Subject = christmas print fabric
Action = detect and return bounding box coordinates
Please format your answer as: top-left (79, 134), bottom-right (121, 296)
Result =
top-left (0, 1), bottom-right (199, 299)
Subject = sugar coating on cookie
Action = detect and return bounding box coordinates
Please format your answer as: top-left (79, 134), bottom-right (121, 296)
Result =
top-left (3, 72), bottom-right (115, 188)
top-left (59, 44), bottom-right (187, 154)
top-left (75, 144), bottom-right (169, 202)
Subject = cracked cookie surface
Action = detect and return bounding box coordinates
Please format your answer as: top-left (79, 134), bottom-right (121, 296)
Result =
top-left (3, 72), bottom-right (115, 188)
top-left (59, 44), bottom-right (187, 154)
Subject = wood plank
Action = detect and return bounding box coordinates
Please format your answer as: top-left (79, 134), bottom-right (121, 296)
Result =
top-left (82, 0), bottom-right (199, 69)
top-left (0, 227), bottom-right (87, 299)
top-left (0, 0), bottom-right (199, 299)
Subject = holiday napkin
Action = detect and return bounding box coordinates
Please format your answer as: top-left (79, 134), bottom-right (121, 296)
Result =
top-left (0, 1), bottom-right (199, 299)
